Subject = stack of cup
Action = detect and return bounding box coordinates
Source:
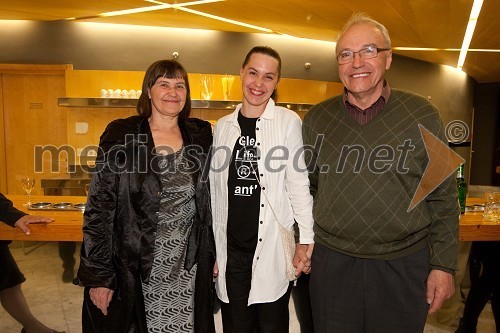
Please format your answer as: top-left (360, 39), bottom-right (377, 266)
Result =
top-left (100, 89), bottom-right (141, 98)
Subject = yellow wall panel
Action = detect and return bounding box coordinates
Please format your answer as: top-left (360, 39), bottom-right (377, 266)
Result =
top-left (65, 70), bottom-right (144, 97)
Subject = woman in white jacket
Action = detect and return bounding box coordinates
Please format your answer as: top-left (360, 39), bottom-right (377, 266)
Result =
top-left (210, 46), bottom-right (315, 333)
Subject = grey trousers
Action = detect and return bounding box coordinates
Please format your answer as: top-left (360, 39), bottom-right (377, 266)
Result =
top-left (310, 243), bottom-right (430, 333)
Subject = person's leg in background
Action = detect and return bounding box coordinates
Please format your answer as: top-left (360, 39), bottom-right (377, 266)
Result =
top-left (457, 242), bottom-right (500, 333)
top-left (58, 241), bottom-right (76, 283)
top-left (427, 241), bottom-right (472, 330)
top-left (291, 274), bottom-right (314, 333)
top-left (491, 274), bottom-right (500, 332)
top-left (0, 284), bottom-right (56, 333)
top-left (489, 243), bottom-right (500, 331)
top-left (0, 242), bottom-right (61, 333)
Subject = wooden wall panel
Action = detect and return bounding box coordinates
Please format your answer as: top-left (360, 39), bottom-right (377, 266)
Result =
top-left (0, 76), bottom-right (6, 193)
top-left (3, 73), bottom-right (67, 195)
top-left (66, 107), bottom-right (136, 165)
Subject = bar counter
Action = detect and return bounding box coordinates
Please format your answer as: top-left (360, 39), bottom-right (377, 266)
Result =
top-left (0, 195), bottom-right (86, 242)
top-left (459, 197), bottom-right (500, 241)
top-left (0, 195), bottom-right (499, 242)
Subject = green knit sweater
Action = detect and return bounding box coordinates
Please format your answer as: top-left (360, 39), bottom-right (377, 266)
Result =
top-left (303, 89), bottom-right (459, 273)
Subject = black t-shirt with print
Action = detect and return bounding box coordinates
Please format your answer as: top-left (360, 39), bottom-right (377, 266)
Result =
top-left (227, 112), bottom-right (261, 253)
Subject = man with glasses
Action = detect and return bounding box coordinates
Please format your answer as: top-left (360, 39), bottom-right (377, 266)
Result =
top-left (302, 13), bottom-right (459, 332)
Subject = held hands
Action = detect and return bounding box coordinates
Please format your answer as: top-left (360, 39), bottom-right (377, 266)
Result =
top-left (14, 215), bottom-right (54, 236)
top-left (292, 243), bottom-right (314, 278)
top-left (426, 269), bottom-right (455, 314)
top-left (89, 287), bottom-right (114, 316)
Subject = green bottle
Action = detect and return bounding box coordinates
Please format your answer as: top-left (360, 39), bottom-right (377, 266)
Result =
top-left (456, 164), bottom-right (467, 214)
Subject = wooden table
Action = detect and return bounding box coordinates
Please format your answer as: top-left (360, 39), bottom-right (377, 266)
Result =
top-left (459, 197), bottom-right (500, 241)
top-left (1, 195), bottom-right (499, 242)
top-left (0, 194), bottom-right (86, 242)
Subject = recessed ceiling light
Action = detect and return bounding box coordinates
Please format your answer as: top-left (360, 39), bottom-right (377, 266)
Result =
top-left (457, 0), bottom-right (484, 69)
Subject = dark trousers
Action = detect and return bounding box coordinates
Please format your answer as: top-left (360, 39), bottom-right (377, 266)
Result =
top-left (58, 241), bottom-right (76, 270)
top-left (291, 274), bottom-right (314, 333)
top-left (221, 250), bottom-right (292, 333)
top-left (461, 241), bottom-right (500, 332)
top-left (310, 244), bottom-right (429, 333)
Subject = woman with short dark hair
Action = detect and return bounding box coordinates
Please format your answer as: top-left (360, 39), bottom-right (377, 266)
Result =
top-left (76, 60), bottom-right (215, 333)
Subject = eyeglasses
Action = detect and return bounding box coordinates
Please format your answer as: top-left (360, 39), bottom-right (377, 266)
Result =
top-left (337, 46), bottom-right (391, 64)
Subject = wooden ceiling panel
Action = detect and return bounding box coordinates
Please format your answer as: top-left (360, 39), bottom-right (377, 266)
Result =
top-left (470, 0), bottom-right (500, 49)
top-left (385, 0), bottom-right (470, 48)
top-left (0, 0), bottom-right (150, 20)
top-left (462, 52), bottom-right (500, 84)
top-left (187, 0), bottom-right (344, 39)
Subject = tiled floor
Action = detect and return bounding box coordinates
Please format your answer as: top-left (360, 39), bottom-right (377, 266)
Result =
top-left (0, 241), bottom-right (496, 333)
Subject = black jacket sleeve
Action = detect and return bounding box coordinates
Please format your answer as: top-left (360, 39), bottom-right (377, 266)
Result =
top-left (0, 193), bottom-right (27, 227)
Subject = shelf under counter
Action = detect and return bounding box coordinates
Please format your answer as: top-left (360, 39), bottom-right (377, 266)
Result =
top-left (58, 98), bottom-right (313, 112)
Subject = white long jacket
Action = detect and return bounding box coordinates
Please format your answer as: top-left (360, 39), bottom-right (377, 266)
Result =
top-left (210, 99), bottom-right (314, 305)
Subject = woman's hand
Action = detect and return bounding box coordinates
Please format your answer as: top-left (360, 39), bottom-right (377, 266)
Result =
top-left (89, 287), bottom-right (114, 316)
top-left (293, 243), bottom-right (314, 276)
top-left (213, 261), bottom-right (219, 282)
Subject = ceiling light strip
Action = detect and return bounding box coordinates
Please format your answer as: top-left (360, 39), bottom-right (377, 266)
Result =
top-left (457, 0), bottom-right (484, 69)
top-left (173, 0), bottom-right (223, 6)
top-left (174, 6), bottom-right (273, 33)
top-left (99, 0), bottom-right (222, 18)
top-left (99, 4), bottom-right (172, 17)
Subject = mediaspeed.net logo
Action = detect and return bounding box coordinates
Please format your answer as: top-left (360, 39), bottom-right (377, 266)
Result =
top-left (407, 121), bottom-right (467, 211)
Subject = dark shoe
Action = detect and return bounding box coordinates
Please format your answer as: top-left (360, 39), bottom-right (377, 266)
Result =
top-left (455, 318), bottom-right (476, 333)
top-left (62, 269), bottom-right (74, 283)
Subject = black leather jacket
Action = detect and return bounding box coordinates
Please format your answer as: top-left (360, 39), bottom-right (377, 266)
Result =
top-left (75, 115), bottom-right (215, 332)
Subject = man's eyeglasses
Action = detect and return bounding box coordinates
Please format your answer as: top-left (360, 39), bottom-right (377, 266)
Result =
top-left (337, 46), bottom-right (391, 64)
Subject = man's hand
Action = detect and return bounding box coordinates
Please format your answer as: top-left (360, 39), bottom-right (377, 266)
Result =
top-left (293, 243), bottom-right (314, 277)
top-left (426, 269), bottom-right (455, 314)
top-left (14, 215), bottom-right (54, 235)
top-left (89, 287), bottom-right (114, 316)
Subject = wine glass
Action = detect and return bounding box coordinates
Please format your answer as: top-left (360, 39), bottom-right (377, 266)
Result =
top-left (84, 183), bottom-right (90, 196)
top-left (221, 75), bottom-right (234, 101)
top-left (200, 75), bottom-right (214, 100)
top-left (21, 177), bottom-right (35, 206)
